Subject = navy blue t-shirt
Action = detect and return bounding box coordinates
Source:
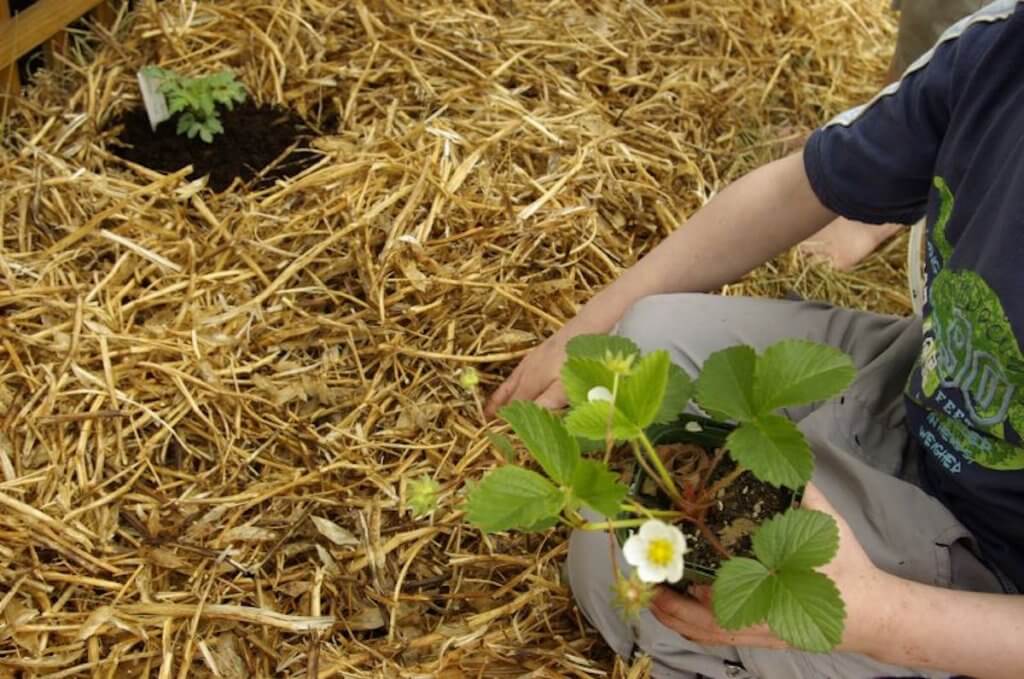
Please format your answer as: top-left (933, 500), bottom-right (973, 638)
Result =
top-left (804, 0), bottom-right (1024, 591)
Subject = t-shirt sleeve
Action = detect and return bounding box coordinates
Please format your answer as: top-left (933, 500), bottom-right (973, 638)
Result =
top-left (803, 41), bottom-right (959, 225)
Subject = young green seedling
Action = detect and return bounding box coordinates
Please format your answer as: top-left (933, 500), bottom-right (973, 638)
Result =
top-left (142, 66), bottom-right (247, 143)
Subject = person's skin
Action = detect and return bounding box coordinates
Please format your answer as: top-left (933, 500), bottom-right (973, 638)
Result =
top-left (486, 151), bottom-right (836, 416)
top-left (653, 485), bottom-right (1024, 679)
top-left (486, 151), bottom-right (1024, 678)
top-left (795, 54), bottom-right (913, 270)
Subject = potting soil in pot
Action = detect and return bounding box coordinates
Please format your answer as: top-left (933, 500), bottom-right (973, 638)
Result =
top-left (639, 442), bottom-right (793, 571)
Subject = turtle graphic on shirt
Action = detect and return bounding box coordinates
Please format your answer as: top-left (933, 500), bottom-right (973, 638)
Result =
top-left (915, 178), bottom-right (1024, 469)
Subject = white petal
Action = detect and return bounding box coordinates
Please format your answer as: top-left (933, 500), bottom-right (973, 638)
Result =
top-left (671, 527), bottom-right (688, 553)
top-left (664, 558), bottom-right (684, 584)
top-left (622, 534), bottom-right (646, 567)
top-left (587, 386), bottom-right (613, 403)
top-left (638, 519), bottom-right (669, 541)
top-left (636, 562), bottom-right (667, 583)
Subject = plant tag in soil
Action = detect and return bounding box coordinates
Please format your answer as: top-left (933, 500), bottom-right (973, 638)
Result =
top-left (136, 70), bottom-right (171, 131)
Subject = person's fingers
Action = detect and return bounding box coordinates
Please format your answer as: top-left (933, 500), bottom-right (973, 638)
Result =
top-left (534, 381), bottom-right (567, 411)
top-left (651, 585), bottom-right (705, 619)
top-left (690, 584), bottom-right (713, 607)
top-left (651, 586), bottom-right (786, 649)
top-left (484, 365), bottom-right (525, 417)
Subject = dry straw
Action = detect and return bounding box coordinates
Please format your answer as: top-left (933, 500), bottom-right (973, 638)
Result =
top-left (0, 0), bottom-right (899, 676)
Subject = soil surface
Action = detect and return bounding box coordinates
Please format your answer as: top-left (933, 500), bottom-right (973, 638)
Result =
top-left (110, 102), bottom-right (321, 192)
top-left (636, 442), bottom-right (793, 572)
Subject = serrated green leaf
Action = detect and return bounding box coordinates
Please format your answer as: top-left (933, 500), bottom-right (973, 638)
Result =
top-left (499, 401), bottom-right (579, 485)
top-left (619, 350), bottom-right (669, 428)
top-left (576, 435), bottom-right (606, 454)
top-left (199, 92), bottom-right (215, 116)
top-left (464, 466), bottom-right (564, 533)
top-left (176, 114), bottom-right (192, 136)
top-left (696, 346), bottom-right (758, 422)
top-left (653, 362), bottom-right (695, 424)
top-left (753, 508), bottom-right (840, 571)
top-left (564, 401), bottom-right (641, 441)
top-left (524, 515), bottom-right (560, 531)
top-left (755, 340), bottom-right (856, 413)
top-left (767, 570), bottom-right (845, 652)
top-left (711, 557), bottom-right (774, 630)
top-left (561, 357), bottom-right (614, 407)
top-left (486, 432), bottom-right (517, 463)
top-left (566, 335), bottom-right (640, 361)
top-left (726, 415), bottom-right (813, 489)
top-left (570, 459), bottom-right (628, 518)
top-left (199, 127), bottom-right (213, 143)
top-left (168, 96), bottom-right (187, 114)
top-left (207, 116), bottom-right (224, 135)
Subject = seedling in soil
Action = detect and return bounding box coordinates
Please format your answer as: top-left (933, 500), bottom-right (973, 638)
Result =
top-left (460, 334), bottom-right (856, 652)
top-left (142, 66), bottom-right (247, 142)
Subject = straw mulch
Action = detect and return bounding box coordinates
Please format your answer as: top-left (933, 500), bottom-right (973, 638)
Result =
top-left (0, 0), bottom-right (902, 676)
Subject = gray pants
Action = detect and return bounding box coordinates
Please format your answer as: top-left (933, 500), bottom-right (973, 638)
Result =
top-left (567, 294), bottom-right (1004, 679)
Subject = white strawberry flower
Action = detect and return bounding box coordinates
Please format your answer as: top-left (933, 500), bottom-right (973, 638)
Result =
top-left (587, 386), bottom-right (613, 403)
top-left (622, 519), bottom-right (687, 584)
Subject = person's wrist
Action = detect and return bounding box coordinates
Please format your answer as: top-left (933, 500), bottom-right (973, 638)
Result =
top-left (841, 569), bottom-right (903, 658)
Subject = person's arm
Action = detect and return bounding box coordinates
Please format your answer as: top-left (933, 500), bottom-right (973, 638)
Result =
top-left (864, 573), bottom-right (1024, 677)
top-left (650, 486), bottom-right (1024, 679)
top-left (486, 150), bottom-right (837, 414)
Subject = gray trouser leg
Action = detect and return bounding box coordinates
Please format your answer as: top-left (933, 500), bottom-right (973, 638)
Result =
top-left (567, 294), bottom-right (1003, 679)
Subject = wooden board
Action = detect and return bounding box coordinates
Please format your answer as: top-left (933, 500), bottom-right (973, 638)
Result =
top-left (0, 0), bottom-right (18, 114)
top-left (0, 0), bottom-right (104, 71)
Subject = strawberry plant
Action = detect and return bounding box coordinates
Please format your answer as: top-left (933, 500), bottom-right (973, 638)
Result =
top-left (463, 335), bottom-right (856, 652)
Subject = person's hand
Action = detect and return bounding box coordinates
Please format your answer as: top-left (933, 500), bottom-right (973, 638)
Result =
top-left (649, 484), bottom-right (890, 656)
top-left (484, 329), bottom-right (572, 417)
top-left (484, 307), bottom-right (620, 417)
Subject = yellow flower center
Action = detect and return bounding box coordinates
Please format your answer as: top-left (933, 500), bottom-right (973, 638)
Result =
top-left (646, 538), bottom-right (674, 567)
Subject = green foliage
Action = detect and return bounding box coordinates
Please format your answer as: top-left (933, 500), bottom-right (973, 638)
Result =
top-left (486, 432), bottom-right (517, 463)
top-left (696, 345), bottom-right (758, 421)
top-left (467, 396), bottom-right (629, 529)
top-left (144, 66), bottom-right (247, 143)
top-left (655, 362), bottom-right (696, 424)
top-left (713, 508), bottom-right (845, 652)
top-left (570, 459), bottom-right (628, 518)
top-left (618, 351), bottom-right (670, 428)
top-left (698, 341), bottom-right (855, 489)
top-left (464, 466), bottom-right (564, 532)
top-left (565, 335), bottom-right (641, 361)
top-left (565, 400), bottom-right (642, 441)
top-left (725, 414), bottom-right (812, 489)
top-left (459, 333), bottom-right (855, 652)
top-left (753, 506), bottom-right (839, 571)
top-left (754, 340), bottom-right (858, 413)
top-left (499, 401), bottom-right (579, 485)
top-left (561, 356), bottom-right (614, 407)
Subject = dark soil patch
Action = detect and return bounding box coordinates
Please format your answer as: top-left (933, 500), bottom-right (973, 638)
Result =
top-left (109, 102), bottom-right (322, 192)
top-left (633, 442), bottom-right (792, 573)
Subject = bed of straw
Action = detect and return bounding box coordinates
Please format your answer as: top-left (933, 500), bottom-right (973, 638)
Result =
top-left (0, 0), bottom-right (904, 676)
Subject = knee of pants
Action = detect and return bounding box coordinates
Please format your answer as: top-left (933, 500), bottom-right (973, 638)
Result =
top-left (614, 293), bottom-right (723, 376)
top-left (566, 526), bottom-right (635, 659)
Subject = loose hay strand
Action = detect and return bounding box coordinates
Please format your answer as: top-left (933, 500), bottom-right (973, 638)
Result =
top-left (1, 0), bottom-right (900, 676)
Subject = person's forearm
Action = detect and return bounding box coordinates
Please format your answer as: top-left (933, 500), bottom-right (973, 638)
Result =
top-left (574, 150), bottom-right (836, 330)
top-left (858, 572), bottom-right (1024, 678)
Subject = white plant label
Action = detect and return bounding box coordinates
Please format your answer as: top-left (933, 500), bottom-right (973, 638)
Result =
top-left (137, 69), bottom-right (171, 130)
